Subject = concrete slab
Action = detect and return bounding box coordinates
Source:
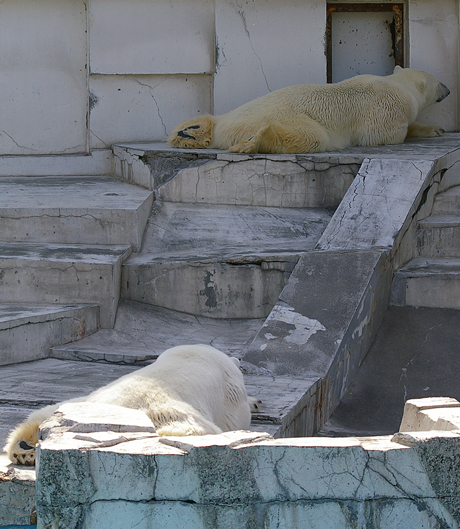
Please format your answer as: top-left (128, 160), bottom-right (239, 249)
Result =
top-left (318, 306), bottom-right (460, 437)
top-left (392, 257), bottom-right (460, 308)
top-left (0, 242), bottom-right (132, 328)
top-left (0, 176), bottom-right (153, 251)
top-left (0, 304), bottom-right (100, 366)
top-left (51, 300), bottom-right (264, 364)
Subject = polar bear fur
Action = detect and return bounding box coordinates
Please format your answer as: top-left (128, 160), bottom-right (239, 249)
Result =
top-left (169, 67), bottom-right (450, 154)
top-left (5, 344), bottom-right (258, 466)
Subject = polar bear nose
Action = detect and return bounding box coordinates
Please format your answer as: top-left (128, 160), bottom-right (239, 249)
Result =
top-left (437, 83), bottom-right (450, 102)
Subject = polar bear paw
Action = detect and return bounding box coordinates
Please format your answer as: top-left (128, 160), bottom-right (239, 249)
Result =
top-left (5, 421), bottom-right (40, 466)
top-left (168, 116), bottom-right (214, 149)
top-left (407, 122), bottom-right (445, 139)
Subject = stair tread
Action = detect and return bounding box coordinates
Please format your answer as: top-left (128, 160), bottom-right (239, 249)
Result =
top-left (139, 202), bottom-right (333, 258)
top-left (398, 256), bottom-right (460, 274)
top-left (51, 300), bottom-right (264, 364)
top-left (419, 213), bottom-right (460, 226)
top-left (0, 303), bottom-right (98, 330)
top-left (0, 175), bottom-right (152, 212)
top-left (0, 241), bottom-right (131, 263)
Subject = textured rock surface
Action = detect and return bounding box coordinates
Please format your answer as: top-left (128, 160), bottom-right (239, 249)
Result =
top-left (35, 402), bottom-right (460, 529)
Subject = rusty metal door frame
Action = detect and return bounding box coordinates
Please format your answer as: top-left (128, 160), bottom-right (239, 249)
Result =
top-left (326, 3), bottom-right (404, 83)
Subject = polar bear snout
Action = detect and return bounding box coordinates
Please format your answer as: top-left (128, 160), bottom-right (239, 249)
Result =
top-left (437, 82), bottom-right (450, 102)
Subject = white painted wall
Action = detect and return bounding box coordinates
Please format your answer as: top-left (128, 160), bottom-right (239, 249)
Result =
top-left (0, 0), bottom-right (458, 156)
top-left (0, 0), bottom-right (87, 155)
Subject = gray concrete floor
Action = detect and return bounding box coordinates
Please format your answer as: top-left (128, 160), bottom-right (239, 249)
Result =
top-left (318, 306), bottom-right (460, 437)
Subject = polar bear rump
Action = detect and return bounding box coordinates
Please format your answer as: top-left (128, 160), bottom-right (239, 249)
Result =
top-left (169, 67), bottom-right (449, 154)
top-left (5, 344), bottom-right (257, 465)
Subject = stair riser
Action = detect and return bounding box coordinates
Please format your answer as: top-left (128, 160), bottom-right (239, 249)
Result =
top-left (392, 274), bottom-right (460, 309)
top-left (0, 260), bottom-right (121, 328)
top-left (122, 261), bottom-right (294, 319)
top-left (0, 306), bottom-right (100, 366)
top-left (0, 206), bottom-right (151, 252)
top-left (158, 158), bottom-right (357, 208)
top-left (417, 226), bottom-right (460, 257)
top-left (432, 195), bottom-right (460, 215)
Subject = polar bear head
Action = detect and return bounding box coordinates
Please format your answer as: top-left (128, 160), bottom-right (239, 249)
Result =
top-left (393, 65), bottom-right (450, 110)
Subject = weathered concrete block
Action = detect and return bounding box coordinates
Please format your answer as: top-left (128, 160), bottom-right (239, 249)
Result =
top-left (0, 463), bottom-right (36, 527)
top-left (400, 397), bottom-right (460, 432)
top-left (417, 215), bottom-right (460, 257)
top-left (122, 256), bottom-right (293, 319)
top-left (0, 243), bottom-right (131, 328)
top-left (0, 176), bottom-right (153, 251)
top-left (35, 410), bottom-right (459, 529)
top-left (0, 304), bottom-right (100, 366)
top-left (391, 257), bottom-right (460, 309)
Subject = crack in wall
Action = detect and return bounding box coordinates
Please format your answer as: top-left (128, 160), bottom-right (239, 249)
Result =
top-left (135, 79), bottom-right (168, 136)
top-left (234, 1), bottom-right (270, 93)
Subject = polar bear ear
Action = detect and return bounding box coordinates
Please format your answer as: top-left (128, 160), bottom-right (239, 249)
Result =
top-left (393, 65), bottom-right (404, 73)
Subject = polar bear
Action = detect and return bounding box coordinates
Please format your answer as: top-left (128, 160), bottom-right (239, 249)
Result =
top-left (169, 66), bottom-right (450, 154)
top-left (5, 344), bottom-right (259, 466)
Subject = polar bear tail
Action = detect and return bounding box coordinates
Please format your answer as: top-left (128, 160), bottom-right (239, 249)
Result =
top-left (168, 115), bottom-right (215, 149)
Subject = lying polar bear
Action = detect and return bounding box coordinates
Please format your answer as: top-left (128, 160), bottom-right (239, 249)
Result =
top-left (5, 344), bottom-right (259, 466)
top-left (169, 66), bottom-right (450, 154)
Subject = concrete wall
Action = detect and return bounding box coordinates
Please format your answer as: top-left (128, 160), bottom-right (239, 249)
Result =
top-left (0, 0), bottom-right (458, 156)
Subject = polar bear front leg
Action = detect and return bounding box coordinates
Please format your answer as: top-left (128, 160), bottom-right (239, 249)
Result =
top-left (229, 119), bottom-right (329, 154)
top-left (406, 121), bottom-right (445, 138)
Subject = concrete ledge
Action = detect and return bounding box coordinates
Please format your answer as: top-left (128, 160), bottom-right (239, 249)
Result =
top-left (113, 142), bottom-right (360, 205)
top-left (32, 401), bottom-right (460, 529)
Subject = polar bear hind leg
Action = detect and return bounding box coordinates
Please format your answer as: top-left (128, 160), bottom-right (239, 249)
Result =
top-left (168, 115), bottom-right (215, 149)
top-left (228, 118), bottom-right (330, 154)
top-left (406, 121), bottom-right (445, 138)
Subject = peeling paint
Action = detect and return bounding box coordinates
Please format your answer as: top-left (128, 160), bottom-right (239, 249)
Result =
top-left (265, 304), bottom-right (326, 345)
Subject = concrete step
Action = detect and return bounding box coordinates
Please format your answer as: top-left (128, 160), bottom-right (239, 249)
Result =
top-left (391, 257), bottom-right (460, 308)
top-left (51, 300), bottom-right (264, 365)
top-left (0, 304), bottom-right (100, 367)
top-left (0, 242), bottom-right (131, 328)
top-left (0, 176), bottom-right (153, 251)
top-left (417, 214), bottom-right (460, 257)
top-left (432, 184), bottom-right (460, 214)
top-left (122, 202), bottom-right (333, 318)
top-left (113, 142), bottom-right (360, 205)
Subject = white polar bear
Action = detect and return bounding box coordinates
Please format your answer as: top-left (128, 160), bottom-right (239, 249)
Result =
top-left (5, 344), bottom-right (259, 466)
top-left (169, 66), bottom-right (450, 154)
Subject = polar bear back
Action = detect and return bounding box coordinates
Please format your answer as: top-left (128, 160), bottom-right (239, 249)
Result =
top-left (84, 344), bottom-right (251, 433)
